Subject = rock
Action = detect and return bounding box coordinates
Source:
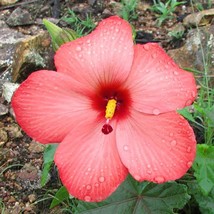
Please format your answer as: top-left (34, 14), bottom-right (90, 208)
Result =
top-left (2, 82), bottom-right (20, 103)
top-left (4, 123), bottom-right (23, 139)
top-left (6, 7), bottom-right (34, 26)
top-left (0, 128), bottom-right (8, 143)
top-left (0, 103), bottom-right (8, 115)
top-left (0, 0), bottom-right (18, 6)
top-left (11, 30), bottom-right (53, 82)
top-left (168, 25), bottom-right (214, 73)
top-left (0, 20), bottom-right (27, 82)
top-left (28, 194), bottom-right (36, 203)
top-left (183, 8), bottom-right (214, 27)
top-left (28, 140), bottom-right (45, 153)
top-left (17, 163), bottom-right (41, 190)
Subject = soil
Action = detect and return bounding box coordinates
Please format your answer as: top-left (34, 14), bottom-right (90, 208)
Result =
top-left (0, 0), bottom-right (211, 213)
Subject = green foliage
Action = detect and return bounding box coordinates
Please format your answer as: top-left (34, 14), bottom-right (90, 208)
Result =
top-left (151, 0), bottom-right (186, 26)
top-left (168, 29), bottom-right (184, 40)
top-left (188, 180), bottom-right (214, 214)
top-left (43, 19), bottom-right (78, 51)
top-left (50, 186), bottom-right (70, 209)
top-left (192, 144), bottom-right (214, 195)
top-left (75, 175), bottom-right (190, 213)
top-left (62, 10), bottom-right (96, 37)
top-left (41, 144), bottom-right (58, 187)
top-left (118, 0), bottom-right (139, 21)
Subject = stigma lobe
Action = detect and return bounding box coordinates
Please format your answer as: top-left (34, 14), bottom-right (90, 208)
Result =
top-left (102, 124), bottom-right (113, 135)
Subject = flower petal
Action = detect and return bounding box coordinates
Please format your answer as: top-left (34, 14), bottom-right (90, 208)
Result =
top-left (116, 110), bottom-right (196, 183)
top-left (55, 16), bottom-right (134, 88)
top-left (12, 70), bottom-right (96, 143)
top-left (125, 44), bottom-right (197, 114)
top-left (54, 121), bottom-right (128, 202)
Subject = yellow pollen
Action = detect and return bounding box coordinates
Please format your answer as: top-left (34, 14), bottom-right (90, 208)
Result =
top-left (105, 99), bottom-right (117, 119)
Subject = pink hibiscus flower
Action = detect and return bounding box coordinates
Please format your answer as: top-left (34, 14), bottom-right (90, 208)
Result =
top-left (12, 16), bottom-right (197, 202)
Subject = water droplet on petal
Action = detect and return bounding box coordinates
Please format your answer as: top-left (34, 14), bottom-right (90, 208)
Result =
top-left (153, 108), bottom-right (160, 115)
top-left (187, 161), bottom-right (192, 168)
top-left (86, 185), bottom-right (91, 190)
top-left (123, 145), bottom-right (129, 151)
top-left (169, 133), bottom-right (174, 137)
top-left (170, 140), bottom-right (177, 146)
top-left (147, 164), bottom-right (151, 168)
top-left (173, 71), bottom-right (179, 75)
top-left (191, 91), bottom-right (196, 98)
top-left (143, 45), bottom-right (150, 51)
top-left (152, 53), bottom-right (157, 58)
top-left (84, 195), bottom-right (91, 202)
top-left (186, 99), bottom-right (192, 106)
top-left (87, 168), bottom-right (91, 171)
top-left (94, 182), bottom-right (99, 187)
top-left (147, 170), bottom-right (152, 174)
top-left (186, 146), bottom-right (191, 153)
top-left (76, 46), bottom-right (82, 51)
top-left (154, 176), bottom-right (165, 183)
top-left (99, 176), bottom-right (105, 183)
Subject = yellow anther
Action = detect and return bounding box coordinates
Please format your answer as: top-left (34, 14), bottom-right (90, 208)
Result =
top-left (105, 99), bottom-right (117, 119)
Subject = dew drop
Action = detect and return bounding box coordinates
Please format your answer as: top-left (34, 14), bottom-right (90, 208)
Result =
top-left (169, 132), bottom-right (174, 137)
top-left (170, 140), bottom-right (177, 146)
top-left (147, 170), bottom-right (152, 174)
top-left (186, 146), bottom-right (191, 153)
top-left (115, 28), bottom-right (119, 32)
top-left (86, 185), bottom-right (91, 190)
top-left (123, 145), bottom-right (129, 151)
top-left (99, 176), bottom-right (105, 183)
top-left (152, 53), bottom-right (157, 58)
top-left (186, 99), bottom-right (192, 106)
top-left (154, 176), bottom-right (165, 183)
top-left (191, 91), bottom-right (196, 98)
top-left (143, 45), bottom-right (150, 51)
top-left (84, 195), bottom-right (91, 202)
top-left (173, 71), bottom-right (179, 75)
top-left (187, 161), bottom-right (192, 167)
top-left (153, 108), bottom-right (160, 115)
top-left (94, 182), bottom-right (99, 187)
top-left (76, 46), bottom-right (82, 51)
top-left (147, 164), bottom-right (151, 168)
top-left (87, 167), bottom-right (91, 171)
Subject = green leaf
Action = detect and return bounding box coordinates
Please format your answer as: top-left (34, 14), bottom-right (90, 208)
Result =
top-left (192, 144), bottom-right (214, 195)
top-left (41, 144), bottom-right (58, 186)
top-left (177, 107), bottom-right (196, 123)
top-left (50, 186), bottom-right (70, 209)
top-left (75, 175), bottom-right (190, 214)
top-left (43, 19), bottom-right (78, 51)
top-left (188, 181), bottom-right (214, 214)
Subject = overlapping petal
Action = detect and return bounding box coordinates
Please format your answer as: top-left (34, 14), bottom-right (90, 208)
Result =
top-left (125, 44), bottom-right (197, 115)
top-left (55, 16), bottom-right (134, 89)
top-left (116, 110), bottom-right (196, 183)
top-left (54, 121), bottom-right (128, 202)
top-left (12, 70), bottom-right (97, 143)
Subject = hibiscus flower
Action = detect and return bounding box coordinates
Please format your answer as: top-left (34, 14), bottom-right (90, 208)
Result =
top-left (12, 16), bottom-right (197, 202)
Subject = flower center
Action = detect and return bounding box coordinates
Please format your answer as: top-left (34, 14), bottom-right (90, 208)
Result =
top-left (102, 99), bottom-right (117, 135)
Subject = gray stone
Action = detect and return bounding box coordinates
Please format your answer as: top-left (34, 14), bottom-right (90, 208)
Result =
top-left (168, 25), bottom-right (214, 74)
top-left (0, 19), bottom-right (53, 85)
top-left (6, 7), bottom-right (34, 26)
top-left (183, 8), bottom-right (214, 27)
top-left (0, 103), bottom-right (8, 115)
top-left (0, 20), bottom-right (27, 82)
top-left (0, 0), bottom-right (18, 6)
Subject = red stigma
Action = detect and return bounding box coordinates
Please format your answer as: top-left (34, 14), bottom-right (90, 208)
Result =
top-left (102, 124), bottom-right (113, 134)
